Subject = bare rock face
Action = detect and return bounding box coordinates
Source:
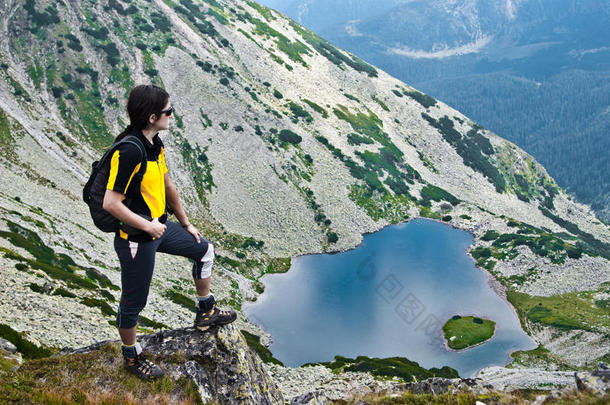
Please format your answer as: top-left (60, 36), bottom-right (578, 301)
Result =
top-left (575, 363), bottom-right (610, 396)
top-left (62, 325), bottom-right (283, 405)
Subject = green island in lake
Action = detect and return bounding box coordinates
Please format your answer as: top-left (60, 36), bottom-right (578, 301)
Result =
top-left (442, 315), bottom-right (496, 350)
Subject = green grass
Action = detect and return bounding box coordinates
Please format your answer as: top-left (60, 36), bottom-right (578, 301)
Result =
top-left (405, 90), bottom-right (437, 109)
top-left (508, 290), bottom-right (610, 332)
top-left (442, 316), bottom-right (495, 350)
top-left (347, 389), bottom-right (609, 404)
top-left (372, 95), bottom-right (390, 111)
top-left (240, 330), bottom-right (283, 365)
top-left (288, 21), bottom-right (377, 77)
top-left (422, 113), bottom-right (504, 193)
top-left (0, 343), bottom-right (202, 404)
top-left (302, 99), bottom-right (328, 118)
top-left (420, 184), bottom-right (460, 206)
top-left (162, 288), bottom-right (196, 313)
top-left (0, 221), bottom-right (99, 290)
top-left (245, 14), bottom-right (310, 67)
top-left (176, 134), bottom-right (215, 203)
top-left (349, 184), bottom-right (412, 223)
top-left (509, 344), bottom-right (576, 370)
top-left (308, 355), bottom-right (458, 381)
top-left (0, 324), bottom-right (54, 359)
top-left (0, 108), bottom-right (19, 162)
top-left (539, 206), bottom-right (610, 260)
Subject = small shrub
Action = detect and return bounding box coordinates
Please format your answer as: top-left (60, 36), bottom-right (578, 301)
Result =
top-left (278, 129), bottom-right (301, 144)
top-left (273, 89), bottom-right (283, 99)
top-left (327, 232), bottom-right (338, 243)
top-left (219, 77), bottom-right (229, 86)
top-left (482, 230), bottom-right (500, 241)
top-left (15, 263), bottom-right (28, 271)
top-left (473, 317), bottom-right (483, 324)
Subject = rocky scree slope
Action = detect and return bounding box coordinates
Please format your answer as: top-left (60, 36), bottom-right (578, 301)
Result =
top-left (0, 0), bottom-right (608, 393)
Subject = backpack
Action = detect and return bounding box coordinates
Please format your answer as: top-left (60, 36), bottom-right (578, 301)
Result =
top-left (82, 135), bottom-right (148, 232)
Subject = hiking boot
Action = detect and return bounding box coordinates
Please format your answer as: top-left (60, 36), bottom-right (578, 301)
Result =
top-left (122, 345), bottom-right (164, 381)
top-left (194, 296), bottom-right (237, 330)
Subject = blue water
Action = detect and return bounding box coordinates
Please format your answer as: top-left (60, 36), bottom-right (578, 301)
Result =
top-left (244, 218), bottom-right (536, 377)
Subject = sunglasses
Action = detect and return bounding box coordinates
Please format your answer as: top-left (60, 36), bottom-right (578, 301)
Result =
top-left (158, 106), bottom-right (174, 117)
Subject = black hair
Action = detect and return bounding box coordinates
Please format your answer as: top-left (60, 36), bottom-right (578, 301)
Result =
top-left (114, 84), bottom-right (169, 143)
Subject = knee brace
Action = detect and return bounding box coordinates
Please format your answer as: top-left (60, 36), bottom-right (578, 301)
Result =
top-left (193, 243), bottom-right (214, 279)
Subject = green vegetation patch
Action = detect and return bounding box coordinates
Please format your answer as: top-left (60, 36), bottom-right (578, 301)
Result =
top-left (0, 221), bottom-right (98, 290)
top-left (491, 232), bottom-right (579, 264)
top-left (0, 343), bottom-right (202, 404)
top-left (278, 129), bottom-right (302, 145)
top-left (240, 330), bottom-right (283, 365)
top-left (481, 230), bottom-right (501, 241)
top-left (310, 355), bottom-right (458, 381)
top-left (246, 0), bottom-right (275, 21)
top-left (0, 109), bottom-right (18, 162)
top-left (24, 0), bottom-right (60, 33)
top-left (288, 21), bottom-right (377, 77)
top-left (242, 14), bottom-right (310, 67)
top-left (422, 113), bottom-right (504, 192)
top-left (81, 297), bottom-right (116, 317)
top-left (177, 135), bottom-right (215, 203)
top-left (349, 184), bottom-right (411, 223)
top-left (539, 206), bottom-right (610, 260)
top-left (442, 316), bottom-right (496, 350)
top-left (420, 184), bottom-right (460, 206)
top-left (302, 99), bottom-right (328, 118)
top-left (162, 288), bottom-right (196, 313)
top-left (405, 90), bottom-right (437, 109)
top-left (286, 101), bottom-right (313, 123)
top-left (347, 133), bottom-right (374, 146)
top-left (510, 344), bottom-right (576, 370)
top-left (372, 95), bottom-right (390, 111)
top-left (508, 290), bottom-right (610, 332)
top-left (332, 105), bottom-right (420, 198)
top-left (0, 323), bottom-right (53, 359)
top-left (347, 388), bottom-right (608, 404)
top-left (139, 315), bottom-right (169, 330)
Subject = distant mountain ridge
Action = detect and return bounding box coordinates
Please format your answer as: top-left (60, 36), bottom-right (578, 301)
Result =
top-left (262, 0), bottom-right (610, 221)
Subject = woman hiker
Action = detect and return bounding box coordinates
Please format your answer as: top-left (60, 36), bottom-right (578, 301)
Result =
top-left (102, 84), bottom-right (236, 380)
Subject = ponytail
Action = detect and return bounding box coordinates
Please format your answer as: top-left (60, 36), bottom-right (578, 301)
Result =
top-left (114, 124), bottom-right (134, 144)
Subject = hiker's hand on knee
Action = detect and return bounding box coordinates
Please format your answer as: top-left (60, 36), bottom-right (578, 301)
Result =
top-left (183, 223), bottom-right (200, 243)
top-left (147, 218), bottom-right (166, 239)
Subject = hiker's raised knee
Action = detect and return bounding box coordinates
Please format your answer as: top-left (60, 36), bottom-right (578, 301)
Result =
top-left (193, 243), bottom-right (214, 279)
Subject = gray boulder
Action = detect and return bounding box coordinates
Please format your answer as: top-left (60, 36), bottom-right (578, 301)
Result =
top-left (61, 325), bottom-right (283, 404)
top-left (0, 338), bottom-right (17, 354)
top-left (575, 362), bottom-right (610, 395)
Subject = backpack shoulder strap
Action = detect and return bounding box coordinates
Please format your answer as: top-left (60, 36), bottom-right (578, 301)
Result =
top-left (119, 135), bottom-right (148, 196)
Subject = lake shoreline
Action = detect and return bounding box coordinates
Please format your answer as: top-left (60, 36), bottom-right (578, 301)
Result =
top-left (247, 217), bottom-right (536, 375)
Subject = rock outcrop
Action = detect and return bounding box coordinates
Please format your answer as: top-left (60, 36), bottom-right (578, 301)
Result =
top-left (61, 325), bottom-right (283, 405)
top-left (287, 364), bottom-right (610, 404)
top-left (575, 363), bottom-right (610, 396)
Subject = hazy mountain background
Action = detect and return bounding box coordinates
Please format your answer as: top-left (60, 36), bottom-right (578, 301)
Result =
top-left (260, 0), bottom-right (610, 221)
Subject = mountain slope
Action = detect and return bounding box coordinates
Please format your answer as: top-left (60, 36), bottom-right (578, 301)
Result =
top-left (263, 0), bottom-right (610, 221)
top-left (0, 0), bottom-right (608, 379)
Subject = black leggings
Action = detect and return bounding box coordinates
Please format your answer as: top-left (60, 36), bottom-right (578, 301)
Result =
top-left (114, 220), bottom-right (212, 328)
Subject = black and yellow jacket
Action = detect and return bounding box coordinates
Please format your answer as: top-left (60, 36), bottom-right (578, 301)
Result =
top-left (106, 130), bottom-right (168, 241)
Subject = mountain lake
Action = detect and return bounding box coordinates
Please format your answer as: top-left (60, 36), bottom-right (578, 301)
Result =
top-left (244, 218), bottom-right (537, 377)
